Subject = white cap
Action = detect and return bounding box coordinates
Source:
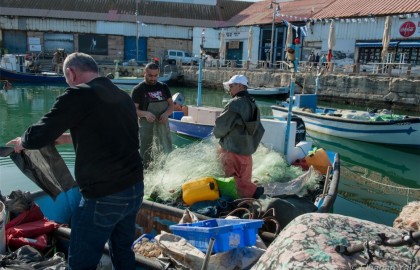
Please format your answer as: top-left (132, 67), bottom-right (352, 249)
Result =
top-left (223, 75), bottom-right (248, 88)
top-left (172, 92), bottom-right (185, 105)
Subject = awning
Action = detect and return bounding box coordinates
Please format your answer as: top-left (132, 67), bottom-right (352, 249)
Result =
top-left (355, 40), bottom-right (420, 48)
top-left (355, 41), bottom-right (399, 47)
top-left (398, 41), bottom-right (420, 48)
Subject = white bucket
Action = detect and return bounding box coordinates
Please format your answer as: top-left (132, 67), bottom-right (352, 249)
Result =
top-left (0, 201), bottom-right (5, 254)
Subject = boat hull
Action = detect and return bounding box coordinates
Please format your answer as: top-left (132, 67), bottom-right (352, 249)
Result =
top-left (272, 105), bottom-right (420, 147)
top-left (247, 86), bottom-right (288, 97)
top-left (0, 67), bottom-right (66, 84)
top-left (13, 151), bottom-right (339, 269)
top-left (168, 118), bottom-right (214, 139)
top-left (111, 73), bottom-right (172, 86)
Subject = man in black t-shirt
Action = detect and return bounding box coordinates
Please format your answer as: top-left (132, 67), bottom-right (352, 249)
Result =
top-left (131, 63), bottom-right (174, 168)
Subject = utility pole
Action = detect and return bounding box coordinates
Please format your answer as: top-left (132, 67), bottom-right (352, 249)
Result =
top-left (135, 0), bottom-right (140, 63)
top-left (269, 1), bottom-right (280, 68)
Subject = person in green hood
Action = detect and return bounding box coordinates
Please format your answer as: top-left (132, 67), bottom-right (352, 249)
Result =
top-left (214, 75), bottom-right (265, 199)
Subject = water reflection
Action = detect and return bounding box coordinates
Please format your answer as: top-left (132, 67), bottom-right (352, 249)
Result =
top-left (308, 130), bottom-right (420, 225)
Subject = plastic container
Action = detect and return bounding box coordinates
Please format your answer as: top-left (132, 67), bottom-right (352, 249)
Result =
top-left (182, 177), bottom-right (219, 206)
top-left (169, 218), bottom-right (263, 253)
top-left (305, 148), bottom-right (332, 174)
top-left (214, 177), bottom-right (239, 200)
top-left (0, 201), bottom-right (5, 254)
top-left (180, 116), bottom-right (194, 123)
top-left (172, 111), bottom-right (184, 120)
top-left (131, 233), bottom-right (156, 250)
top-left (132, 234), bottom-right (161, 258)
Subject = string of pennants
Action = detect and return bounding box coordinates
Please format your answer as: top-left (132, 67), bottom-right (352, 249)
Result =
top-left (284, 20), bottom-right (308, 38)
top-left (275, 11), bottom-right (419, 25)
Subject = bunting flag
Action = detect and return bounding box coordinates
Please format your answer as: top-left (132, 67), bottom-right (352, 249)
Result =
top-left (283, 20), bottom-right (307, 38)
top-left (278, 12), bottom-right (418, 24)
top-left (300, 25), bottom-right (308, 37)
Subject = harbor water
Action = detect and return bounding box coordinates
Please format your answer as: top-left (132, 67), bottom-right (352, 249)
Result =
top-left (0, 83), bottom-right (419, 227)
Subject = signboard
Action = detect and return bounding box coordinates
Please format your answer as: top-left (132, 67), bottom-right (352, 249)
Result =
top-left (78, 34), bottom-right (108, 55)
top-left (28, 37), bottom-right (40, 45)
top-left (399, 19), bottom-right (420, 38)
top-left (29, 44), bottom-right (42, 52)
top-left (225, 31), bottom-right (248, 40)
top-left (229, 41), bottom-right (240, 49)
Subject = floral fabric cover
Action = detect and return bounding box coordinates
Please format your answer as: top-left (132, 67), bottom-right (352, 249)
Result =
top-left (252, 213), bottom-right (419, 270)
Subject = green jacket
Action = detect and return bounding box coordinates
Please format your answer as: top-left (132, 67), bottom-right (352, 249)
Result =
top-left (214, 91), bottom-right (265, 155)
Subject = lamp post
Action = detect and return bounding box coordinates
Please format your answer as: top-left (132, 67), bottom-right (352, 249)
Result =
top-left (135, 2), bottom-right (140, 63)
top-left (135, 9), bottom-right (139, 63)
top-left (197, 28), bottom-right (205, 107)
top-left (269, 1), bottom-right (280, 68)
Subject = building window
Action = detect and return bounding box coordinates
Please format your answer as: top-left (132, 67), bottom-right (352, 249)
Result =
top-left (396, 47), bottom-right (419, 65)
top-left (358, 47), bottom-right (381, 63)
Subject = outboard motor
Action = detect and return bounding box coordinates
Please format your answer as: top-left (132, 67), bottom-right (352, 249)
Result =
top-left (291, 115), bottom-right (306, 144)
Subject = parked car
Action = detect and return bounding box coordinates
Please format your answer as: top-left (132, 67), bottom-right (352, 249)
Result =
top-left (164, 49), bottom-right (199, 65)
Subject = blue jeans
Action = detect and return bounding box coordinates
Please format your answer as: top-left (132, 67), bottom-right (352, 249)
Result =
top-left (68, 181), bottom-right (144, 270)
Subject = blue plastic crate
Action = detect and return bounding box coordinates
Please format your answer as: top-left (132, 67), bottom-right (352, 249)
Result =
top-left (169, 218), bottom-right (263, 253)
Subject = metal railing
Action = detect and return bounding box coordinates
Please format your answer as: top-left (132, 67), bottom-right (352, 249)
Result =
top-left (195, 58), bottom-right (419, 76)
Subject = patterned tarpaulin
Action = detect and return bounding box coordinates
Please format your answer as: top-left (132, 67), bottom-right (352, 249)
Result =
top-left (252, 213), bottom-right (420, 269)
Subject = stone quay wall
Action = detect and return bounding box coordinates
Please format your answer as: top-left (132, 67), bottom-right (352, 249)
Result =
top-left (180, 67), bottom-right (420, 113)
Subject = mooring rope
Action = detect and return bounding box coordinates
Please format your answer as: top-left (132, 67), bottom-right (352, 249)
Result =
top-left (342, 165), bottom-right (420, 204)
top-left (344, 167), bottom-right (420, 192)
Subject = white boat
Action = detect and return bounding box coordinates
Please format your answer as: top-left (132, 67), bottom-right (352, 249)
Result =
top-left (247, 86), bottom-right (289, 97)
top-left (271, 94), bottom-right (420, 148)
top-left (110, 72), bottom-right (173, 86)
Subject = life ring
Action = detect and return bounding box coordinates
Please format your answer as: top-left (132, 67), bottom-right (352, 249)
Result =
top-left (106, 73), bottom-right (114, 79)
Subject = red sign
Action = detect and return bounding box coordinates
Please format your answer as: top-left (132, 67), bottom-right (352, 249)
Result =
top-left (399, 21), bottom-right (416, 37)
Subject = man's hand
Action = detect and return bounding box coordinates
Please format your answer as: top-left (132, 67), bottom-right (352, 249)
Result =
top-left (158, 113), bottom-right (169, 124)
top-left (6, 137), bottom-right (25, 153)
top-left (144, 111), bottom-right (157, 123)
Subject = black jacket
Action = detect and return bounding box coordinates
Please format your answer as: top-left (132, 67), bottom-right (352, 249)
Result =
top-left (22, 77), bottom-right (143, 198)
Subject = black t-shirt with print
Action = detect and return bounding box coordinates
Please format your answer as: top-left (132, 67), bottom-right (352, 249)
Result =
top-left (131, 81), bottom-right (171, 111)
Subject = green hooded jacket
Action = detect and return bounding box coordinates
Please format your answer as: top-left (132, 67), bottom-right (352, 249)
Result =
top-left (214, 91), bottom-right (265, 155)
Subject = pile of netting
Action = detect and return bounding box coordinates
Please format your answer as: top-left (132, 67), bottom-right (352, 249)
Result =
top-left (143, 137), bottom-right (320, 203)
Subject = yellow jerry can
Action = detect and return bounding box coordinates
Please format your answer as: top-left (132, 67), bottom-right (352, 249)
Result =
top-left (182, 177), bottom-right (220, 206)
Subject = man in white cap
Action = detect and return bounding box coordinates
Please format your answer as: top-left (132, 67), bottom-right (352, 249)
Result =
top-left (214, 74), bottom-right (265, 199)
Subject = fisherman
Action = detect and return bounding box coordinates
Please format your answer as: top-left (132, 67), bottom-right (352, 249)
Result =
top-left (172, 92), bottom-right (188, 116)
top-left (131, 62), bottom-right (174, 168)
top-left (6, 52), bottom-right (144, 270)
top-left (214, 75), bottom-right (265, 199)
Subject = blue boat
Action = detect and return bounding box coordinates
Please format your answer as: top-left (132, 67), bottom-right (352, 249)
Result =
top-left (0, 67), bottom-right (66, 84)
top-left (168, 55), bottom-right (224, 139)
top-left (168, 118), bottom-right (214, 139)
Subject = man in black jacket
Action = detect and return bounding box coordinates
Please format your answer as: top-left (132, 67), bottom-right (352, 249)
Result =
top-left (7, 52), bottom-right (143, 270)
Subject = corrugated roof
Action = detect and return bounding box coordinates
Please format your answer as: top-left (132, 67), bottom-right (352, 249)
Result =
top-left (227, 0), bottom-right (336, 26)
top-left (0, 0), bottom-right (253, 27)
top-left (313, 0), bottom-right (420, 19)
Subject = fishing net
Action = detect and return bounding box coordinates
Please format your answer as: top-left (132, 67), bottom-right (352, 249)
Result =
top-left (144, 137), bottom-right (320, 203)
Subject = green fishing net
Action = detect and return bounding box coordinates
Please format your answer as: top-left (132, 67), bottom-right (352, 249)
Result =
top-left (144, 137), bottom-right (320, 203)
